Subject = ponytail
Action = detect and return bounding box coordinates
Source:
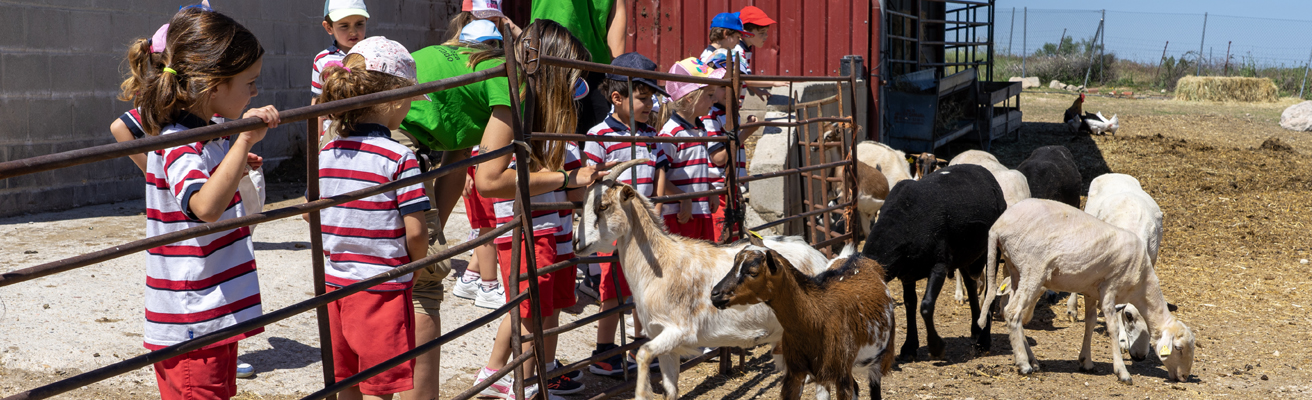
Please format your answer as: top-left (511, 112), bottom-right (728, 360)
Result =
top-left (124, 8), bottom-right (264, 136)
top-left (317, 53), bottom-right (413, 138)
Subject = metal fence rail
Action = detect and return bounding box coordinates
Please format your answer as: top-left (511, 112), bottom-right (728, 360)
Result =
top-left (0, 22), bottom-right (863, 400)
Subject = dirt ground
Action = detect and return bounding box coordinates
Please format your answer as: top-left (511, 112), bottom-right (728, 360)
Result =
top-left (4, 91), bottom-right (1312, 400)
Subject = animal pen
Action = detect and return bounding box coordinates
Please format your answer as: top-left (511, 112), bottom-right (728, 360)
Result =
top-left (0, 33), bottom-right (863, 400)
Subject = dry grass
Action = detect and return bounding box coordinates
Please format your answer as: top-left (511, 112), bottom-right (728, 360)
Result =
top-left (1175, 76), bottom-right (1279, 103)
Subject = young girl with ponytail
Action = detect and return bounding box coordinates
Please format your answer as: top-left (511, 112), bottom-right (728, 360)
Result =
top-left (122, 5), bottom-right (277, 399)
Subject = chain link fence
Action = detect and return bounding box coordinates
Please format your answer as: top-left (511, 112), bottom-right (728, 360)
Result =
top-left (989, 8), bottom-right (1312, 98)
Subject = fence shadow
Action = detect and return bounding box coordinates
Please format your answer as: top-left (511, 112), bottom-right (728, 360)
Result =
top-left (239, 337), bottom-right (322, 375)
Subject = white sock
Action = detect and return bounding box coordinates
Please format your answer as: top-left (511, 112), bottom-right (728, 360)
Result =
top-left (480, 279), bottom-right (499, 289)
top-left (462, 269), bottom-right (481, 281)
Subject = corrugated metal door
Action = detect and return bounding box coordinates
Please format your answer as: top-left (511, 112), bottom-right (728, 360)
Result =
top-left (625, 0), bottom-right (877, 77)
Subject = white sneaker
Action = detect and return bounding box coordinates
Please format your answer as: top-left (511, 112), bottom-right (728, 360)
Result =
top-left (474, 281), bottom-right (507, 309)
top-left (473, 368), bottom-right (563, 400)
top-left (453, 274), bottom-right (480, 300)
top-left (236, 361), bottom-right (254, 378)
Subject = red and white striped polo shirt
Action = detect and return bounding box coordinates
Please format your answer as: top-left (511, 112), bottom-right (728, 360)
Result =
top-left (584, 115), bottom-right (662, 198)
top-left (491, 142), bottom-right (581, 258)
top-left (143, 112), bottom-right (262, 350)
top-left (700, 44), bottom-right (752, 103)
top-left (656, 113), bottom-right (714, 217)
top-left (311, 42), bottom-right (347, 95)
top-left (702, 104), bottom-right (748, 192)
top-left (317, 123), bottom-right (431, 291)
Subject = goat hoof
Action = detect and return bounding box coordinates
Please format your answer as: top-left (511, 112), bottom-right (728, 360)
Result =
top-left (1118, 375), bottom-right (1134, 385)
top-left (1018, 365), bottom-right (1033, 375)
top-left (896, 349), bottom-right (917, 363)
top-left (1066, 312), bottom-right (1078, 323)
top-left (1077, 360), bottom-right (1094, 372)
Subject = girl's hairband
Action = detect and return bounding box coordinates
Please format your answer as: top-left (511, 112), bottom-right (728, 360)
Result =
top-left (324, 60), bottom-right (350, 72)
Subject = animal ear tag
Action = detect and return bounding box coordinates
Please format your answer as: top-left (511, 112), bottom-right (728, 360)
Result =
top-left (998, 282), bottom-right (1008, 292)
top-left (1159, 343), bottom-right (1172, 357)
top-left (749, 230), bottom-right (764, 240)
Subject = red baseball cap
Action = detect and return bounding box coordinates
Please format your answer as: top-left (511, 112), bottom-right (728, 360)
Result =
top-left (739, 6), bottom-right (776, 26)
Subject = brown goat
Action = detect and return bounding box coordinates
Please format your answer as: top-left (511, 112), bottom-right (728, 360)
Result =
top-left (711, 247), bottom-right (896, 400)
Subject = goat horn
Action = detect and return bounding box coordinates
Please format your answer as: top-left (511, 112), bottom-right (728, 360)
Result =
top-left (602, 158), bottom-right (651, 185)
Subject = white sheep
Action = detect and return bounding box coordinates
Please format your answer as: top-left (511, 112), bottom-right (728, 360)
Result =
top-left (978, 199), bottom-right (1194, 384)
top-left (573, 160), bottom-right (833, 400)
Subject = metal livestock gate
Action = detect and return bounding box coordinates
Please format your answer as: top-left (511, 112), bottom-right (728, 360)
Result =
top-left (0, 22), bottom-right (862, 400)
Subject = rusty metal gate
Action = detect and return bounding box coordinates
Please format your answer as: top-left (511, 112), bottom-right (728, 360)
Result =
top-left (0, 26), bottom-right (861, 400)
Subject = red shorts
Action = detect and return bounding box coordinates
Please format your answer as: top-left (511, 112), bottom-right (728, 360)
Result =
top-left (596, 249), bottom-right (630, 301)
top-left (153, 342), bottom-right (238, 400)
top-left (464, 169), bottom-right (497, 229)
top-left (326, 286), bottom-right (416, 395)
top-left (497, 234), bottom-right (577, 318)
top-left (711, 194), bottom-right (743, 243)
top-left (664, 215), bottom-right (715, 241)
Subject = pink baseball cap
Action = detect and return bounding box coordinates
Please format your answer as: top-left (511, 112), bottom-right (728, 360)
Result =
top-left (348, 36), bottom-right (430, 101)
top-left (463, 0), bottom-right (506, 19)
top-left (665, 57), bottom-right (727, 101)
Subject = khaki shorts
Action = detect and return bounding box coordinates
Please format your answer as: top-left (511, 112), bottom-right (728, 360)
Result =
top-left (395, 128), bottom-right (454, 316)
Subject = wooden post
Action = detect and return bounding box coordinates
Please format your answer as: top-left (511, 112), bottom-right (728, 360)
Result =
top-left (306, 118), bottom-right (338, 400)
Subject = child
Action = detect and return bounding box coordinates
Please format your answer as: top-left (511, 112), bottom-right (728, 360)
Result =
top-left (312, 0), bottom-right (369, 97)
top-left (450, 18), bottom-right (509, 311)
top-left (700, 10), bottom-right (783, 103)
top-left (581, 52), bottom-right (667, 377)
top-left (655, 58), bottom-right (727, 241)
top-left (444, 0), bottom-right (521, 46)
top-left (468, 20), bottom-right (608, 400)
top-left (316, 37), bottom-right (430, 400)
top-left (125, 7), bottom-right (278, 399)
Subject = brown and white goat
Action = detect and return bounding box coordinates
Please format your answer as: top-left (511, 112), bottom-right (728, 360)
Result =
top-left (711, 246), bottom-right (896, 400)
top-left (574, 160), bottom-right (832, 400)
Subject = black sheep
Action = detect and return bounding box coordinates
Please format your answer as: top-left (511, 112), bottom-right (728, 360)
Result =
top-left (1016, 145), bottom-right (1082, 209)
top-left (861, 164), bottom-right (1006, 361)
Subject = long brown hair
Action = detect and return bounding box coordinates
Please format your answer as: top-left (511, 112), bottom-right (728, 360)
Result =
top-left (317, 53), bottom-right (414, 138)
top-left (466, 19), bottom-right (589, 171)
top-left (121, 8), bottom-right (264, 136)
top-left (442, 12), bottom-right (477, 46)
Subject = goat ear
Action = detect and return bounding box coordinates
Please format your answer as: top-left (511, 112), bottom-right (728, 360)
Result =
top-left (1115, 304), bottom-right (1127, 313)
top-left (763, 250), bottom-right (782, 275)
top-left (620, 185), bottom-right (637, 201)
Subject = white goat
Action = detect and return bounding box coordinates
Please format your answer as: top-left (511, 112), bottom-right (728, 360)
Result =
top-left (978, 199), bottom-right (1195, 384)
top-left (574, 160), bottom-right (832, 400)
top-left (947, 150), bottom-right (1032, 304)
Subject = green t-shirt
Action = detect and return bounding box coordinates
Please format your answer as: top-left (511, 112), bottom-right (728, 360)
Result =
top-left (401, 45), bottom-right (511, 151)
top-left (531, 0), bottom-right (613, 64)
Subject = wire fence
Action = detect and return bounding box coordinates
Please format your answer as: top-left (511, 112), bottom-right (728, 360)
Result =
top-left (0, 24), bottom-right (862, 400)
top-left (989, 8), bottom-right (1312, 96)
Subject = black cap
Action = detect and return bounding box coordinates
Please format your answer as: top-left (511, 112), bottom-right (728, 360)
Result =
top-left (606, 52), bottom-right (670, 97)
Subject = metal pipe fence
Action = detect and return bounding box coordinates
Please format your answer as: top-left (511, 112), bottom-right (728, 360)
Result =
top-left (0, 30), bottom-right (863, 400)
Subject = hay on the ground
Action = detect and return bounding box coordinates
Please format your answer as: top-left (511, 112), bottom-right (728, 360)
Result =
top-left (1174, 76), bottom-right (1278, 102)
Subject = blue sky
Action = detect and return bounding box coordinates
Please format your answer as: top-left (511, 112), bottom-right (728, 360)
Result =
top-left (995, 1), bottom-right (1312, 21)
top-left (988, 1), bottom-right (1312, 65)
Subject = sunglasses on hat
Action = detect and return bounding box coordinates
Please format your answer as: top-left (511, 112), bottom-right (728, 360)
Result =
top-left (572, 77), bottom-right (590, 101)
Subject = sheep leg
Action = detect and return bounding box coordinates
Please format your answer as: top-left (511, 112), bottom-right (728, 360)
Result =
top-left (953, 269), bottom-right (967, 304)
top-left (962, 265), bottom-right (992, 354)
top-left (634, 330), bottom-right (683, 400)
top-left (780, 370), bottom-right (806, 400)
top-left (1102, 292), bottom-right (1133, 384)
top-left (897, 278), bottom-right (920, 362)
top-left (1066, 293), bottom-right (1081, 322)
top-left (657, 353), bottom-right (679, 399)
top-left (920, 267), bottom-right (949, 359)
top-left (1077, 293), bottom-right (1099, 372)
top-left (1004, 284), bottom-right (1041, 375)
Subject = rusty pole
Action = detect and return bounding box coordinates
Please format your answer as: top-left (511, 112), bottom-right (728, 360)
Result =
top-left (305, 118), bottom-right (338, 399)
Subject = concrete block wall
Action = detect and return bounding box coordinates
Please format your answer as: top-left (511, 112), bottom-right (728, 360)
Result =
top-left (0, 0), bottom-right (459, 217)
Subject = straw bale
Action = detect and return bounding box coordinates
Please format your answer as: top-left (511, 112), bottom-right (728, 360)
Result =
top-left (1174, 76), bottom-right (1278, 102)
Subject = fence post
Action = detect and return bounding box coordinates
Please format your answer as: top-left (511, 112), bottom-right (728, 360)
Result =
top-left (1224, 41), bottom-right (1232, 75)
top-left (1021, 7), bottom-right (1027, 77)
top-left (305, 119), bottom-right (338, 400)
top-left (1301, 48), bottom-right (1312, 99)
top-left (1156, 41), bottom-right (1169, 87)
top-left (1082, 19), bottom-right (1102, 89)
top-left (1098, 9), bottom-right (1106, 83)
top-left (1057, 28), bottom-right (1066, 54)
top-left (1008, 7), bottom-right (1015, 56)
top-left (1196, 12), bottom-right (1207, 76)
